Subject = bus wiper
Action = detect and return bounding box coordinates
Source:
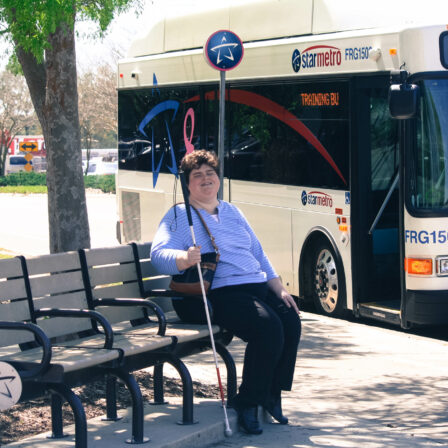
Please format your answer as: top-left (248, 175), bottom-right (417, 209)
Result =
top-left (368, 172), bottom-right (399, 235)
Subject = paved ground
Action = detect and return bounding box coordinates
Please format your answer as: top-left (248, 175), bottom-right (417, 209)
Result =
top-left (4, 312), bottom-right (448, 448)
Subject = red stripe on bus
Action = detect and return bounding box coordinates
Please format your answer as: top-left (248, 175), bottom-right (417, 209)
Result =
top-left (186, 90), bottom-right (347, 185)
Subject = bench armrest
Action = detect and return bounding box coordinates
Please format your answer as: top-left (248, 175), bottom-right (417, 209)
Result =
top-left (35, 308), bottom-right (114, 349)
top-left (0, 321), bottom-right (52, 379)
top-left (93, 298), bottom-right (167, 336)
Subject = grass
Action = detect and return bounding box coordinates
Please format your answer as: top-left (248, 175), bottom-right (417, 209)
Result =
top-left (0, 253), bottom-right (12, 259)
top-left (0, 185), bottom-right (48, 194)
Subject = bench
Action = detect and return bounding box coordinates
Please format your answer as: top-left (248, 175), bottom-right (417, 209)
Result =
top-left (133, 242), bottom-right (236, 406)
top-left (79, 243), bottom-right (237, 421)
top-left (0, 254), bottom-right (123, 447)
top-left (0, 245), bottom-right (237, 446)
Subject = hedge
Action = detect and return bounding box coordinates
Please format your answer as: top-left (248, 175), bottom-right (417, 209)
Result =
top-left (0, 172), bottom-right (116, 193)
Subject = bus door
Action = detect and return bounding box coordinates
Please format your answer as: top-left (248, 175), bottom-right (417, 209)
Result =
top-left (351, 76), bottom-right (401, 324)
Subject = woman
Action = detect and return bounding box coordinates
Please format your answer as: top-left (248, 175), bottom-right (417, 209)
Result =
top-left (150, 150), bottom-right (301, 435)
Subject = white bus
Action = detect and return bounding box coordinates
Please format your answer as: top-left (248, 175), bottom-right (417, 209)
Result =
top-left (116, 0), bottom-right (448, 328)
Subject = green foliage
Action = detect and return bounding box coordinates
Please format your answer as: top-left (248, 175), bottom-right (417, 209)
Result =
top-left (0, 171), bottom-right (115, 193)
top-left (0, 0), bottom-right (141, 61)
top-left (0, 172), bottom-right (47, 186)
top-left (84, 174), bottom-right (115, 193)
top-left (5, 53), bottom-right (23, 75)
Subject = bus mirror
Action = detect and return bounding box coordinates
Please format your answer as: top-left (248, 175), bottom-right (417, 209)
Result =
top-left (388, 83), bottom-right (419, 119)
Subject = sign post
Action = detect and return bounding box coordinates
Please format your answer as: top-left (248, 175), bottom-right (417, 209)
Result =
top-left (204, 30), bottom-right (244, 199)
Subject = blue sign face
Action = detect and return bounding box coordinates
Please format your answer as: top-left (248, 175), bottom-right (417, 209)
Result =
top-left (204, 30), bottom-right (244, 71)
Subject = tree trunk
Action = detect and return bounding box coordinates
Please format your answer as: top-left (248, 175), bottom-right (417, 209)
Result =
top-left (16, 23), bottom-right (91, 253)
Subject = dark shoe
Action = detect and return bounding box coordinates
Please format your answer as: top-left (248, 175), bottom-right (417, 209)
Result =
top-left (235, 404), bottom-right (263, 435)
top-left (264, 395), bottom-right (288, 425)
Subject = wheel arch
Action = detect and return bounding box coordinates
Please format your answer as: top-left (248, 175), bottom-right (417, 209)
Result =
top-left (298, 226), bottom-right (346, 302)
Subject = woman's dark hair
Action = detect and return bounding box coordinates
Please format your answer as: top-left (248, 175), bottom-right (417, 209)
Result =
top-left (180, 150), bottom-right (219, 184)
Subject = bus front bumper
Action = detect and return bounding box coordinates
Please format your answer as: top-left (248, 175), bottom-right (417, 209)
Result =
top-left (406, 289), bottom-right (448, 325)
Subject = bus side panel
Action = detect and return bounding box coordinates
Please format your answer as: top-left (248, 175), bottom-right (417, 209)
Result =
top-left (230, 180), bottom-right (294, 292)
top-left (117, 171), bottom-right (177, 243)
top-left (291, 189), bottom-right (352, 310)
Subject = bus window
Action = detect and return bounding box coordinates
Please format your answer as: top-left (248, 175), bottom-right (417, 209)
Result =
top-left (118, 86), bottom-right (217, 175)
top-left (228, 81), bottom-right (349, 189)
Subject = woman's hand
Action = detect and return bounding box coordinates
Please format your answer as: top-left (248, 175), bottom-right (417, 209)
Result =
top-left (268, 277), bottom-right (301, 316)
top-left (279, 290), bottom-right (301, 316)
top-left (176, 246), bottom-right (201, 271)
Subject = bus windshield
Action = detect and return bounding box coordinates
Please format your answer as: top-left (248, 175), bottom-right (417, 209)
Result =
top-left (410, 78), bottom-right (448, 212)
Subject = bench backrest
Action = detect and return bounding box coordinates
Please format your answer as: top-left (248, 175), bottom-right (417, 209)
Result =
top-left (25, 251), bottom-right (94, 339)
top-left (82, 245), bottom-right (149, 324)
top-left (0, 257), bottom-right (34, 348)
top-left (133, 243), bottom-right (173, 312)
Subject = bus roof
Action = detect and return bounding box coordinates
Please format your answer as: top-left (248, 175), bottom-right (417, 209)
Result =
top-left (127, 0), bottom-right (448, 58)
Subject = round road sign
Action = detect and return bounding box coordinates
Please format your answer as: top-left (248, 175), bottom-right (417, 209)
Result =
top-left (204, 30), bottom-right (244, 71)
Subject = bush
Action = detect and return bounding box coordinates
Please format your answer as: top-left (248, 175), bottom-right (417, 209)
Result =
top-left (0, 172), bottom-right (116, 193)
top-left (0, 172), bottom-right (47, 186)
top-left (84, 175), bottom-right (116, 193)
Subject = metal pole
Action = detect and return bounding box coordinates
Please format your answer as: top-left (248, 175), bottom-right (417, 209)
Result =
top-left (218, 70), bottom-right (226, 199)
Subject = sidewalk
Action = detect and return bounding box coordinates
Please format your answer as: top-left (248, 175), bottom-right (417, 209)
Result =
top-left (4, 312), bottom-right (448, 448)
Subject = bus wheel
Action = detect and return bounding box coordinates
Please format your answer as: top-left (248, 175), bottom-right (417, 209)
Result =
top-left (311, 243), bottom-right (346, 316)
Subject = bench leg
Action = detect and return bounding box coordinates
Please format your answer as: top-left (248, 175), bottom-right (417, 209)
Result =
top-left (152, 362), bottom-right (168, 405)
top-left (164, 356), bottom-right (196, 425)
top-left (215, 342), bottom-right (237, 407)
top-left (103, 374), bottom-right (122, 421)
top-left (48, 384), bottom-right (87, 448)
top-left (48, 391), bottom-right (66, 439)
top-left (111, 369), bottom-right (149, 445)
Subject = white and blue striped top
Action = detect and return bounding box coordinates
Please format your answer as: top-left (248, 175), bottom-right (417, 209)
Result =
top-left (150, 201), bottom-right (278, 289)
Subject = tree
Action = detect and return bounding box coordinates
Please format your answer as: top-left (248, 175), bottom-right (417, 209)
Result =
top-left (0, 0), bottom-right (139, 253)
top-left (78, 64), bottom-right (118, 173)
top-left (0, 71), bottom-right (39, 176)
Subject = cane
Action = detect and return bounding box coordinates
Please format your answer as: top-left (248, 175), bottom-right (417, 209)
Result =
top-left (179, 171), bottom-right (233, 437)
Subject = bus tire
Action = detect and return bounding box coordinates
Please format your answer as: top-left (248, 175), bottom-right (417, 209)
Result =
top-left (311, 241), bottom-right (346, 317)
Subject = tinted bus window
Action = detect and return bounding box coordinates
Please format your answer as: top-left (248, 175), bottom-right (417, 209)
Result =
top-left (228, 81), bottom-right (349, 189)
top-left (118, 86), bottom-right (218, 175)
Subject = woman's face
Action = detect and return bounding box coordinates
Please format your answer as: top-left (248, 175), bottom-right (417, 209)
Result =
top-left (188, 164), bottom-right (220, 202)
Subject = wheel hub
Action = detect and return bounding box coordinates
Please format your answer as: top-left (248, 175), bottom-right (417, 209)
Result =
top-left (314, 249), bottom-right (339, 313)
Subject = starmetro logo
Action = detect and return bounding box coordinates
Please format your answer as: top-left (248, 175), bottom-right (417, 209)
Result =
top-left (301, 190), bottom-right (333, 208)
top-left (292, 45), bottom-right (342, 72)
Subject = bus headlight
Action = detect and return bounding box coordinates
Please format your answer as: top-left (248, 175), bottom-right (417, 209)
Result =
top-left (436, 256), bottom-right (448, 276)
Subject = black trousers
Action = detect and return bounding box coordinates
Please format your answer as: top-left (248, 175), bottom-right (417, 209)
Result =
top-left (209, 282), bottom-right (301, 408)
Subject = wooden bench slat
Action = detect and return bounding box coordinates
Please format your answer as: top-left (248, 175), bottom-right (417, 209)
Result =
top-left (30, 270), bottom-right (84, 296)
top-left (33, 290), bottom-right (90, 310)
top-left (112, 334), bottom-right (173, 357)
top-left (0, 299), bottom-right (31, 321)
top-left (135, 243), bottom-right (151, 260)
top-left (0, 346), bottom-right (120, 373)
top-left (0, 328), bottom-right (35, 347)
top-left (26, 252), bottom-right (81, 275)
top-left (88, 262), bottom-right (138, 287)
top-left (139, 259), bottom-right (161, 277)
top-left (36, 316), bottom-right (93, 338)
top-left (96, 304), bottom-right (146, 324)
top-left (142, 276), bottom-right (171, 291)
top-left (84, 245), bottom-right (134, 265)
top-left (92, 282), bottom-right (141, 299)
top-left (0, 257), bottom-right (24, 279)
top-left (0, 277), bottom-right (28, 301)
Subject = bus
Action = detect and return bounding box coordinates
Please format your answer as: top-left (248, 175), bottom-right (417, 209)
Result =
top-left (116, 0), bottom-right (448, 328)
